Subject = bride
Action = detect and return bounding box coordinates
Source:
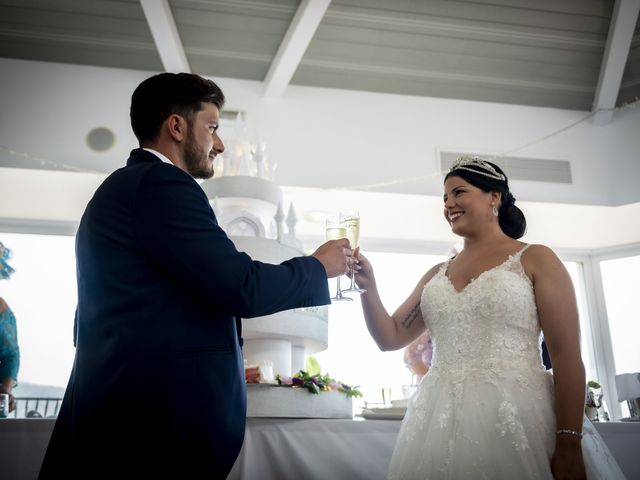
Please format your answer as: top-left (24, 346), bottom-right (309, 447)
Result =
top-left (354, 157), bottom-right (625, 479)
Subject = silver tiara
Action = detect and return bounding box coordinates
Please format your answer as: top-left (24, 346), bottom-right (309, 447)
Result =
top-left (448, 156), bottom-right (506, 181)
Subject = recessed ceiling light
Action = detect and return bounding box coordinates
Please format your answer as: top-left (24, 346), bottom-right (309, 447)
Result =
top-left (86, 127), bottom-right (116, 152)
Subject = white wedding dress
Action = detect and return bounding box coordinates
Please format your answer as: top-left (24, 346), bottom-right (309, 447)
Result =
top-left (389, 245), bottom-right (625, 479)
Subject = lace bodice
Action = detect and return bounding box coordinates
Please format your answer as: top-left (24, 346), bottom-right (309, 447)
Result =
top-left (389, 244), bottom-right (626, 479)
top-left (421, 245), bottom-right (544, 383)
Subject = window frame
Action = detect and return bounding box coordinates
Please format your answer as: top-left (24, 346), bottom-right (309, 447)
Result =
top-left (585, 242), bottom-right (640, 420)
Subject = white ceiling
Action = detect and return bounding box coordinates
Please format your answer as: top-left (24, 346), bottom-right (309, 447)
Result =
top-left (1, 0), bottom-right (639, 110)
top-left (1, 0), bottom-right (640, 250)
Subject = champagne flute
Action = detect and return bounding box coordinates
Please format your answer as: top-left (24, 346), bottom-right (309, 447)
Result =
top-left (325, 216), bottom-right (353, 302)
top-left (340, 210), bottom-right (366, 294)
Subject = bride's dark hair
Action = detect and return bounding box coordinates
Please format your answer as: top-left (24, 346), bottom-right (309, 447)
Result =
top-left (445, 160), bottom-right (526, 239)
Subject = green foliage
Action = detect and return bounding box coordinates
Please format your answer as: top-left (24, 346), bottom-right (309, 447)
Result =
top-left (306, 356), bottom-right (321, 377)
top-left (276, 369), bottom-right (363, 398)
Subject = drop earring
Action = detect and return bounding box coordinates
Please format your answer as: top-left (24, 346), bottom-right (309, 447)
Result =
top-left (491, 203), bottom-right (499, 217)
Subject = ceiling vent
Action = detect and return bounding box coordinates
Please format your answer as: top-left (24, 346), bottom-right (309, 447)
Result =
top-left (439, 151), bottom-right (572, 184)
top-left (219, 109), bottom-right (245, 127)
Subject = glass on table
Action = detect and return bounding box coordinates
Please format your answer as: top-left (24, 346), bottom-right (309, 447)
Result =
top-left (0, 393), bottom-right (9, 418)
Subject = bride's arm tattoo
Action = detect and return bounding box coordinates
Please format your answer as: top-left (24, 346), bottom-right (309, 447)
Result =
top-left (401, 303), bottom-right (421, 329)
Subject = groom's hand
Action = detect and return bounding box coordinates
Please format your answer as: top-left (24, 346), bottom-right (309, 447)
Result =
top-left (312, 239), bottom-right (353, 278)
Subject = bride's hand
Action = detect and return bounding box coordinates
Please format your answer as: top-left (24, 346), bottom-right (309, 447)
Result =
top-left (352, 247), bottom-right (374, 291)
top-left (550, 439), bottom-right (586, 480)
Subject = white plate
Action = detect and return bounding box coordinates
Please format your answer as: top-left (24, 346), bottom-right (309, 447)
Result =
top-left (366, 406), bottom-right (406, 415)
top-left (390, 398), bottom-right (409, 408)
top-left (360, 407), bottom-right (406, 420)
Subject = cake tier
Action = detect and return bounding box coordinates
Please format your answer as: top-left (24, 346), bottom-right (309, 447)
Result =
top-left (201, 175), bottom-right (282, 206)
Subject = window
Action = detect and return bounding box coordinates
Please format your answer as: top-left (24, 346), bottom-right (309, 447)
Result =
top-left (0, 231), bottom-right (608, 415)
top-left (600, 255), bottom-right (640, 418)
top-left (563, 261), bottom-right (597, 383)
top-left (0, 233), bottom-right (76, 397)
top-left (316, 254), bottom-right (596, 408)
top-left (315, 251), bottom-right (447, 406)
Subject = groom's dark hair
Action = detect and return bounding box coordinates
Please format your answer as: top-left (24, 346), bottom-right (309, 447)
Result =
top-left (130, 72), bottom-right (225, 145)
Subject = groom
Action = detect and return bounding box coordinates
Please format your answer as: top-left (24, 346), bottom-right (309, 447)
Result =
top-left (38, 72), bottom-right (352, 479)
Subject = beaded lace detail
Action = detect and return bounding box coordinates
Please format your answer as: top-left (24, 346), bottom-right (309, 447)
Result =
top-left (425, 245), bottom-right (541, 384)
top-left (388, 245), bottom-right (625, 480)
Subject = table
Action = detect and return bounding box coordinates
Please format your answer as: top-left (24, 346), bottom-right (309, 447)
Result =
top-left (586, 421), bottom-right (640, 479)
top-left (0, 418), bottom-right (54, 480)
top-left (1, 418), bottom-right (638, 479)
top-left (227, 418), bottom-right (399, 479)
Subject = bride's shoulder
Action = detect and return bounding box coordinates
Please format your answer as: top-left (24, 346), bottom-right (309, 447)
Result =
top-left (521, 244), bottom-right (563, 274)
top-left (522, 243), bottom-right (558, 260)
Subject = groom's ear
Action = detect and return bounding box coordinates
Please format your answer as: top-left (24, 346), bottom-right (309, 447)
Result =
top-left (166, 114), bottom-right (187, 142)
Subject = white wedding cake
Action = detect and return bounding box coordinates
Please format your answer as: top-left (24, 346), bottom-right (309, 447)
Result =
top-left (199, 175), bottom-right (352, 418)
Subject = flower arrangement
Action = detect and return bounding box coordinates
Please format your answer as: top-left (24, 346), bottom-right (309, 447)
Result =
top-left (586, 380), bottom-right (603, 408)
top-left (276, 370), bottom-right (362, 398)
top-left (585, 380), bottom-right (608, 421)
top-left (275, 357), bottom-right (362, 398)
top-left (403, 330), bottom-right (433, 377)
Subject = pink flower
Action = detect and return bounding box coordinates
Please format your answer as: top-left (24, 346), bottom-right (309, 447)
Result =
top-left (403, 330), bottom-right (433, 376)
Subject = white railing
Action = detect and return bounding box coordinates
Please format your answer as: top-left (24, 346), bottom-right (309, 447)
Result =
top-left (9, 397), bottom-right (63, 418)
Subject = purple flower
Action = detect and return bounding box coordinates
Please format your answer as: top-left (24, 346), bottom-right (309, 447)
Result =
top-left (279, 376), bottom-right (293, 385)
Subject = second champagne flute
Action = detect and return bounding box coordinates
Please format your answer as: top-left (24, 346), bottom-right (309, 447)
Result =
top-left (341, 210), bottom-right (366, 294)
top-left (325, 216), bottom-right (353, 302)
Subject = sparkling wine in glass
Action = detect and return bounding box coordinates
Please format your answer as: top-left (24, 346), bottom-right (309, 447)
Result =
top-left (325, 216), bottom-right (353, 302)
top-left (341, 211), bottom-right (366, 294)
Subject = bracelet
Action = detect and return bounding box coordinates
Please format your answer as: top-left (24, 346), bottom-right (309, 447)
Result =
top-left (556, 429), bottom-right (583, 439)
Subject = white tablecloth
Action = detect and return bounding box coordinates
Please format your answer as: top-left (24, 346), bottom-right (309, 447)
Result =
top-left (228, 418), bottom-right (399, 479)
top-left (1, 418), bottom-right (638, 479)
top-left (0, 418), bottom-right (54, 480)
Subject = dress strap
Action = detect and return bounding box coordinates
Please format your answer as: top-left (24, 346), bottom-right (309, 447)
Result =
top-left (504, 244), bottom-right (532, 284)
top-left (438, 257), bottom-right (454, 276)
top-left (513, 243), bottom-right (531, 259)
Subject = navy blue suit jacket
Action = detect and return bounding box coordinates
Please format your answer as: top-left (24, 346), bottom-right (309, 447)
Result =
top-left (39, 149), bottom-right (330, 479)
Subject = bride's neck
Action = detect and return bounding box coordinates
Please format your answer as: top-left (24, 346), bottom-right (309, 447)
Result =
top-left (462, 230), bottom-right (512, 253)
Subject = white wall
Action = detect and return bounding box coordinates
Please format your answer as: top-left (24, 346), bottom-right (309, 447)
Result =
top-left (1, 167), bottom-right (639, 251)
top-left (1, 57), bottom-right (639, 207)
top-left (207, 69), bottom-right (640, 208)
top-left (1, 57), bottom-right (639, 251)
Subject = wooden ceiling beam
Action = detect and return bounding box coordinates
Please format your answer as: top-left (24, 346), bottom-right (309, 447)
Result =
top-left (263, 0), bottom-right (331, 98)
top-left (592, 0), bottom-right (640, 125)
top-left (140, 0), bottom-right (190, 73)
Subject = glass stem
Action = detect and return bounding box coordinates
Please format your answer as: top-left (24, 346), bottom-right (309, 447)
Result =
top-left (336, 275), bottom-right (344, 298)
